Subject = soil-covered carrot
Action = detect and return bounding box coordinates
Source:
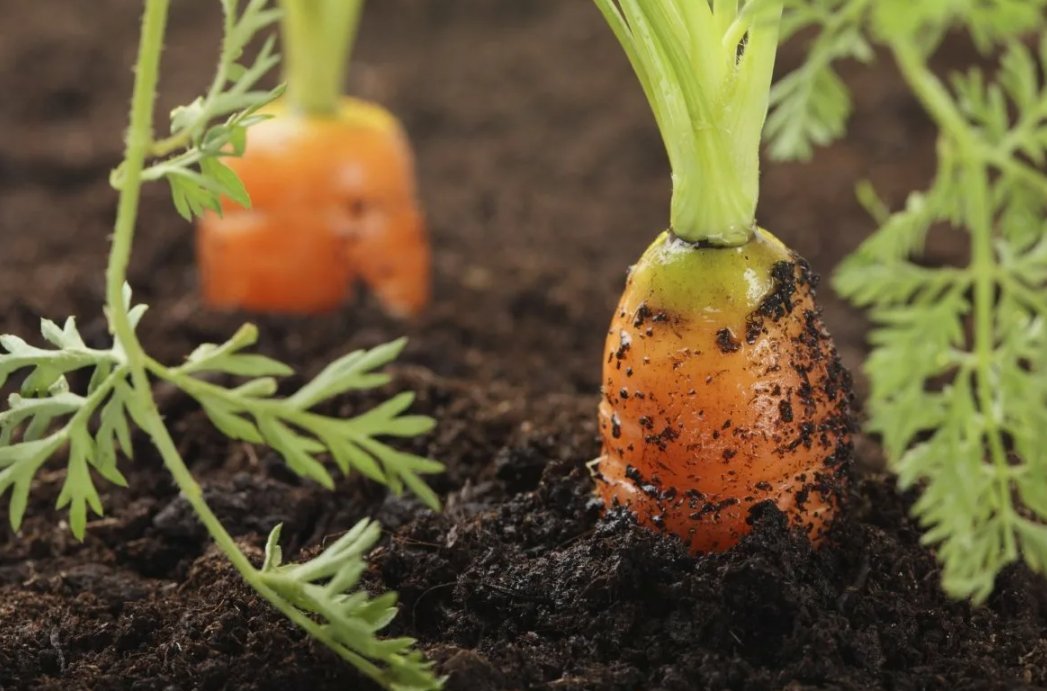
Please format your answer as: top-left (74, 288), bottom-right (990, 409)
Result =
top-left (197, 0), bottom-right (429, 316)
top-left (592, 0), bottom-right (853, 553)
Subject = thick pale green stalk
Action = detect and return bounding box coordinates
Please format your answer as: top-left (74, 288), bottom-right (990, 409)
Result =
top-left (280, 0), bottom-right (364, 116)
top-left (594, 0), bottom-right (783, 246)
top-left (732, 3), bottom-right (781, 217)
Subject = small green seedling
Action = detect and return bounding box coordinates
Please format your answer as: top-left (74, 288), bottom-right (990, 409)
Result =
top-left (771, 0), bottom-right (1047, 602)
top-left (0, 1), bottom-right (442, 688)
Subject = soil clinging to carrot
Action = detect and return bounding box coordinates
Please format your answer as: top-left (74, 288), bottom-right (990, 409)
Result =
top-left (0, 1), bottom-right (1045, 690)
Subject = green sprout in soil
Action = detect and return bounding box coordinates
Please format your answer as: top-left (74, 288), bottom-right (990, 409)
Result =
top-left (771, 0), bottom-right (1047, 602)
top-left (0, 1), bottom-right (443, 688)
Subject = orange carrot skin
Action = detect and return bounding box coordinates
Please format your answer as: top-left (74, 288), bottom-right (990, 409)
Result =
top-left (595, 229), bottom-right (853, 553)
top-left (197, 97), bottom-right (429, 316)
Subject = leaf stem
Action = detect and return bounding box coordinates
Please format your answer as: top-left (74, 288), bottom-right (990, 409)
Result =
top-left (103, 4), bottom-right (397, 685)
top-left (70, 366), bottom-right (129, 431)
top-left (889, 42), bottom-right (970, 141)
top-left (103, 0), bottom-right (257, 594)
top-left (964, 159), bottom-right (1018, 547)
top-left (106, 0), bottom-right (167, 350)
top-left (147, 357), bottom-right (298, 415)
top-left (986, 149), bottom-right (1047, 197)
top-left (1002, 274), bottom-right (1047, 314)
top-left (279, 0), bottom-right (364, 116)
top-left (889, 40), bottom-right (1016, 549)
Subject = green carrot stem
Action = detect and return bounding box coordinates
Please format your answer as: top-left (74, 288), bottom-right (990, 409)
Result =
top-left (594, 0), bottom-right (783, 246)
top-left (279, 0), bottom-right (365, 116)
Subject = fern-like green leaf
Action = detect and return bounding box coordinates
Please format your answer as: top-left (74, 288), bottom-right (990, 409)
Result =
top-left (260, 520), bottom-right (443, 691)
top-left (768, 0), bottom-right (873, 160)
top-left (162, 334), bottom-right (443, 510)
top-left (0, 309), bottom-right (140, 537)
top-left (834, 35), bottom-right (1047, 601)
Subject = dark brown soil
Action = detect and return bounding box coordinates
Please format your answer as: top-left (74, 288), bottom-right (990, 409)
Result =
top-left (0, 1), bottom-right (1044, 690)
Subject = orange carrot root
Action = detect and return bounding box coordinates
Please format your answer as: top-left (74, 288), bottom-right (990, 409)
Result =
top-left (197, 98), bottom-right (430, 316)
top-left (595, 229), bottom-right (853, 553)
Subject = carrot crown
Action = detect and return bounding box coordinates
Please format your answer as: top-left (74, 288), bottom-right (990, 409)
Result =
top-left (594, 0), bottom-right (784, 246)
top-left (279, 0), bottom-right (364, 116)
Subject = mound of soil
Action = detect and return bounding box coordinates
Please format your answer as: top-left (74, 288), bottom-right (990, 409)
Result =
top-left (0, 1), bottom-right (1043, 690)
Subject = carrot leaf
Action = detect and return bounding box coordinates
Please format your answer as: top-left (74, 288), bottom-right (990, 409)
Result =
top-left (812, 10), bottom-right (1047, 601)
top-left (116, 0), bottom-right (285, 219)
top-left (260, 519), bottom-right (444, 689)
top-left (768, 0), bottom-right (1047, 161)
top-left (156, 335), bottom-right (443, 510)
top-left (0, 305), bottom-right (139, 538)
top-left (1, 2), bottom-right (443, 687)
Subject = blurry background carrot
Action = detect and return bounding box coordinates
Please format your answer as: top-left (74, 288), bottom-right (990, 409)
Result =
top-left (592, 0), bottom-right (854, 553)
top-left (197, 0), bottom-right (430, 316)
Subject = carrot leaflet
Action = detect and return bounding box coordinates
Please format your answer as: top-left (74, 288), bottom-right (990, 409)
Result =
top-left (154, 333), bottom-right (444, 508)
top-left (765, 0), bottom-right (873, 161)
top-left (0, 304), bottom-right (137, 538)
top-left (110, 0), bottom-right (284, 220)
top-left (260, 520), bottom-right (443, 689)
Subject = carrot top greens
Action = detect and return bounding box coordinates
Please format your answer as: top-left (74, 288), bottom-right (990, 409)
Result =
top-left (771, 0), bottom-right (1047, 602)
top-left (594, 0), bottom-right (783, 246)
top-left (280, 0), bottom-right (364, 116)
top-left (0, 1), bottom-right (440, 687)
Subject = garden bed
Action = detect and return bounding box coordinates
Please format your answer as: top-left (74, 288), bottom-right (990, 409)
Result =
top-left (0, 1), bottom-right (1044, 689)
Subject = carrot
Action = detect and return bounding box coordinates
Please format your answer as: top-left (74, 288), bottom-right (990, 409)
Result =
top-left (592, 0), bottom-right (853, 553)
top-left (197, 0), bottom-right (429, 316)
